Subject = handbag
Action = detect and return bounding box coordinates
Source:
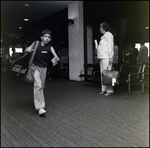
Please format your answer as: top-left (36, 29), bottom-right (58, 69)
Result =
top-left (102, 65), bottom-right (119, 86)
top-left (25, 41), bottom-right (39, 83)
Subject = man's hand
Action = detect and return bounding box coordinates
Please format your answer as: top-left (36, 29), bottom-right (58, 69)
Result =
top-left (25, 47), bottom-right (33, 53)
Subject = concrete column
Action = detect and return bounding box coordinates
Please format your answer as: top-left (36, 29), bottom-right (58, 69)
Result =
top-left (68, 1), bottom-right (84, 81)
top-left (87, 26), bottom-right (93, 63)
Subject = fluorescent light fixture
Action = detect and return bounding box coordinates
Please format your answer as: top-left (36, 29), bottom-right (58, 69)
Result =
top-left (24, 4), bottom-right (29, 7)
top-left (145, 27), bottom-right (149, 29)
top-left (24, 19), bottom-right (29, 21)
top-left (19, 27), bottom-right (22, 29)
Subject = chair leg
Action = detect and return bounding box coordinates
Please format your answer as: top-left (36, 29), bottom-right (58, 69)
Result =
top-left (93, 78), bottom-right (95, 84)
top-left (142, 81), bottom-right (144, 94)
top-left (128, 81), bottom-right (130, 95)
top-left (80, 77), bottom-right (82, 86)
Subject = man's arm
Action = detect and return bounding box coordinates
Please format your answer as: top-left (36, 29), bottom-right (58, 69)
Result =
top-left (25, 42), bottom-right (36, 52)
top-left (50, 46), bottom-right (60, 60)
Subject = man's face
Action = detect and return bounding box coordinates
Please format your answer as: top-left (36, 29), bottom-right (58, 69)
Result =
top-left (41, 34), bottom-right (51, 44)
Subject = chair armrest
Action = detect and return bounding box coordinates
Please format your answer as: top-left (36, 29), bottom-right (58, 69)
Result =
top-left (128, 72), bottom-right (143, 81)
top-left (142, 73), bottom-right (149, 80)
top-left (80, 70), bottom-right (91, 75)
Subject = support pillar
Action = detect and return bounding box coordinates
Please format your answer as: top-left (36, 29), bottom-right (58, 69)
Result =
top-left (87, 26), bottom-right (93, 63)
top-left (68, 1), bottom-right (84, 81)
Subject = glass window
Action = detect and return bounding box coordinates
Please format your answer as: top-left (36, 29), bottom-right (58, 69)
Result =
top-left (9, 48), bottom-right (23, 56)
top-left (135, 42), bottom-right (149, 56)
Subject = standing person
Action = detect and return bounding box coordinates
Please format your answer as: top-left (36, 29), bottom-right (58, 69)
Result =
top-left (95, 22), bottom-right (114, 96)
top-left (137, 41), bottom-right (148, 65)
top-left (113, 44), bottom-right (119, 70)
top-left (113, 45), bottom-right (119, 64)
top-left (25, 29), bottom-right (60, 116)
top-left (128, 43), bottom-right (138, 64)
top-left (113, 38), bottom-right (119, 65)
top-left (132, 43), bottom-right (138, 64)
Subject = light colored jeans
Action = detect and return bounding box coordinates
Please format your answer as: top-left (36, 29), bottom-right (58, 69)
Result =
top-left (31, 64), bottom-right (47, 110)
top-left (99, 59), bottom-right (114, 93)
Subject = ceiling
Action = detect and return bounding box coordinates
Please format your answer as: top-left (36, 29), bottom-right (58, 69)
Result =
top-left (1, 1), bottom-right (149, 44)
top-left (1, 1), bottom-right (73, 40)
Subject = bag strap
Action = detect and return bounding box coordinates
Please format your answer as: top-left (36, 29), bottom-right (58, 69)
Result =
top-left (29, 41), bottom-right (39, 63)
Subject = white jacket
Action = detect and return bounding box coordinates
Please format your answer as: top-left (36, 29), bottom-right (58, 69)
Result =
top-left (97, 31), bottom-right (114, 59)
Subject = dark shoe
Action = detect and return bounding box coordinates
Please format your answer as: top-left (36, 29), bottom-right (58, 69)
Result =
top-left (104, 93), bottom-right (114, 96)
top-left (99, 91), bottom-right (106, 95)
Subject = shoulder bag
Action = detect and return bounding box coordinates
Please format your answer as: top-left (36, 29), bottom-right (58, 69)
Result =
top-left (24, 41), bottom-right (39, 83)
top-left (102, 64), bottom-right (119, 86)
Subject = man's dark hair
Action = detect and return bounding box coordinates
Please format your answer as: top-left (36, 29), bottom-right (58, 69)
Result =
top-left (41, 29), bottom-right (51, 36)
top-left (140, 40), bottom-right (145, 46)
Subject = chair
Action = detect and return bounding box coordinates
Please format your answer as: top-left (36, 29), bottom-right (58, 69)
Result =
top-left (93, 65), bottom-right (101, 84)
top-left (79, 64), bottom-right (94, 85)
top-left (119, 64), bottom-right (142, 94)
top-left (140, 64), bottom-right (149, 94)
top-left (59, 63), bottom-right (69, 80)
top-left (59, 55), bottom-right (69, 80)
top-left (46, 67), bottom-right (52, 80)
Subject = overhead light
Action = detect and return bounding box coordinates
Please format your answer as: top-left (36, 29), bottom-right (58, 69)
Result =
top-left (145, 27), bottom-right (149, 29)
top-left (19, 27), bottom-right (22, 29)
top-left (24, 19), bottom-right (29, 21)
top-left (24, 4), bottom-right (29, 7)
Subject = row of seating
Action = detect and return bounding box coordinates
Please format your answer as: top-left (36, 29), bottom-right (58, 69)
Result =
top-left (79, 63), bottom-right (149, 95)
top-left (46, 63), bottom-right (69, 80)
top-left (119, 63), bottom-right (149, 94)
top-left (79, 64), bottom-right (100, 85)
